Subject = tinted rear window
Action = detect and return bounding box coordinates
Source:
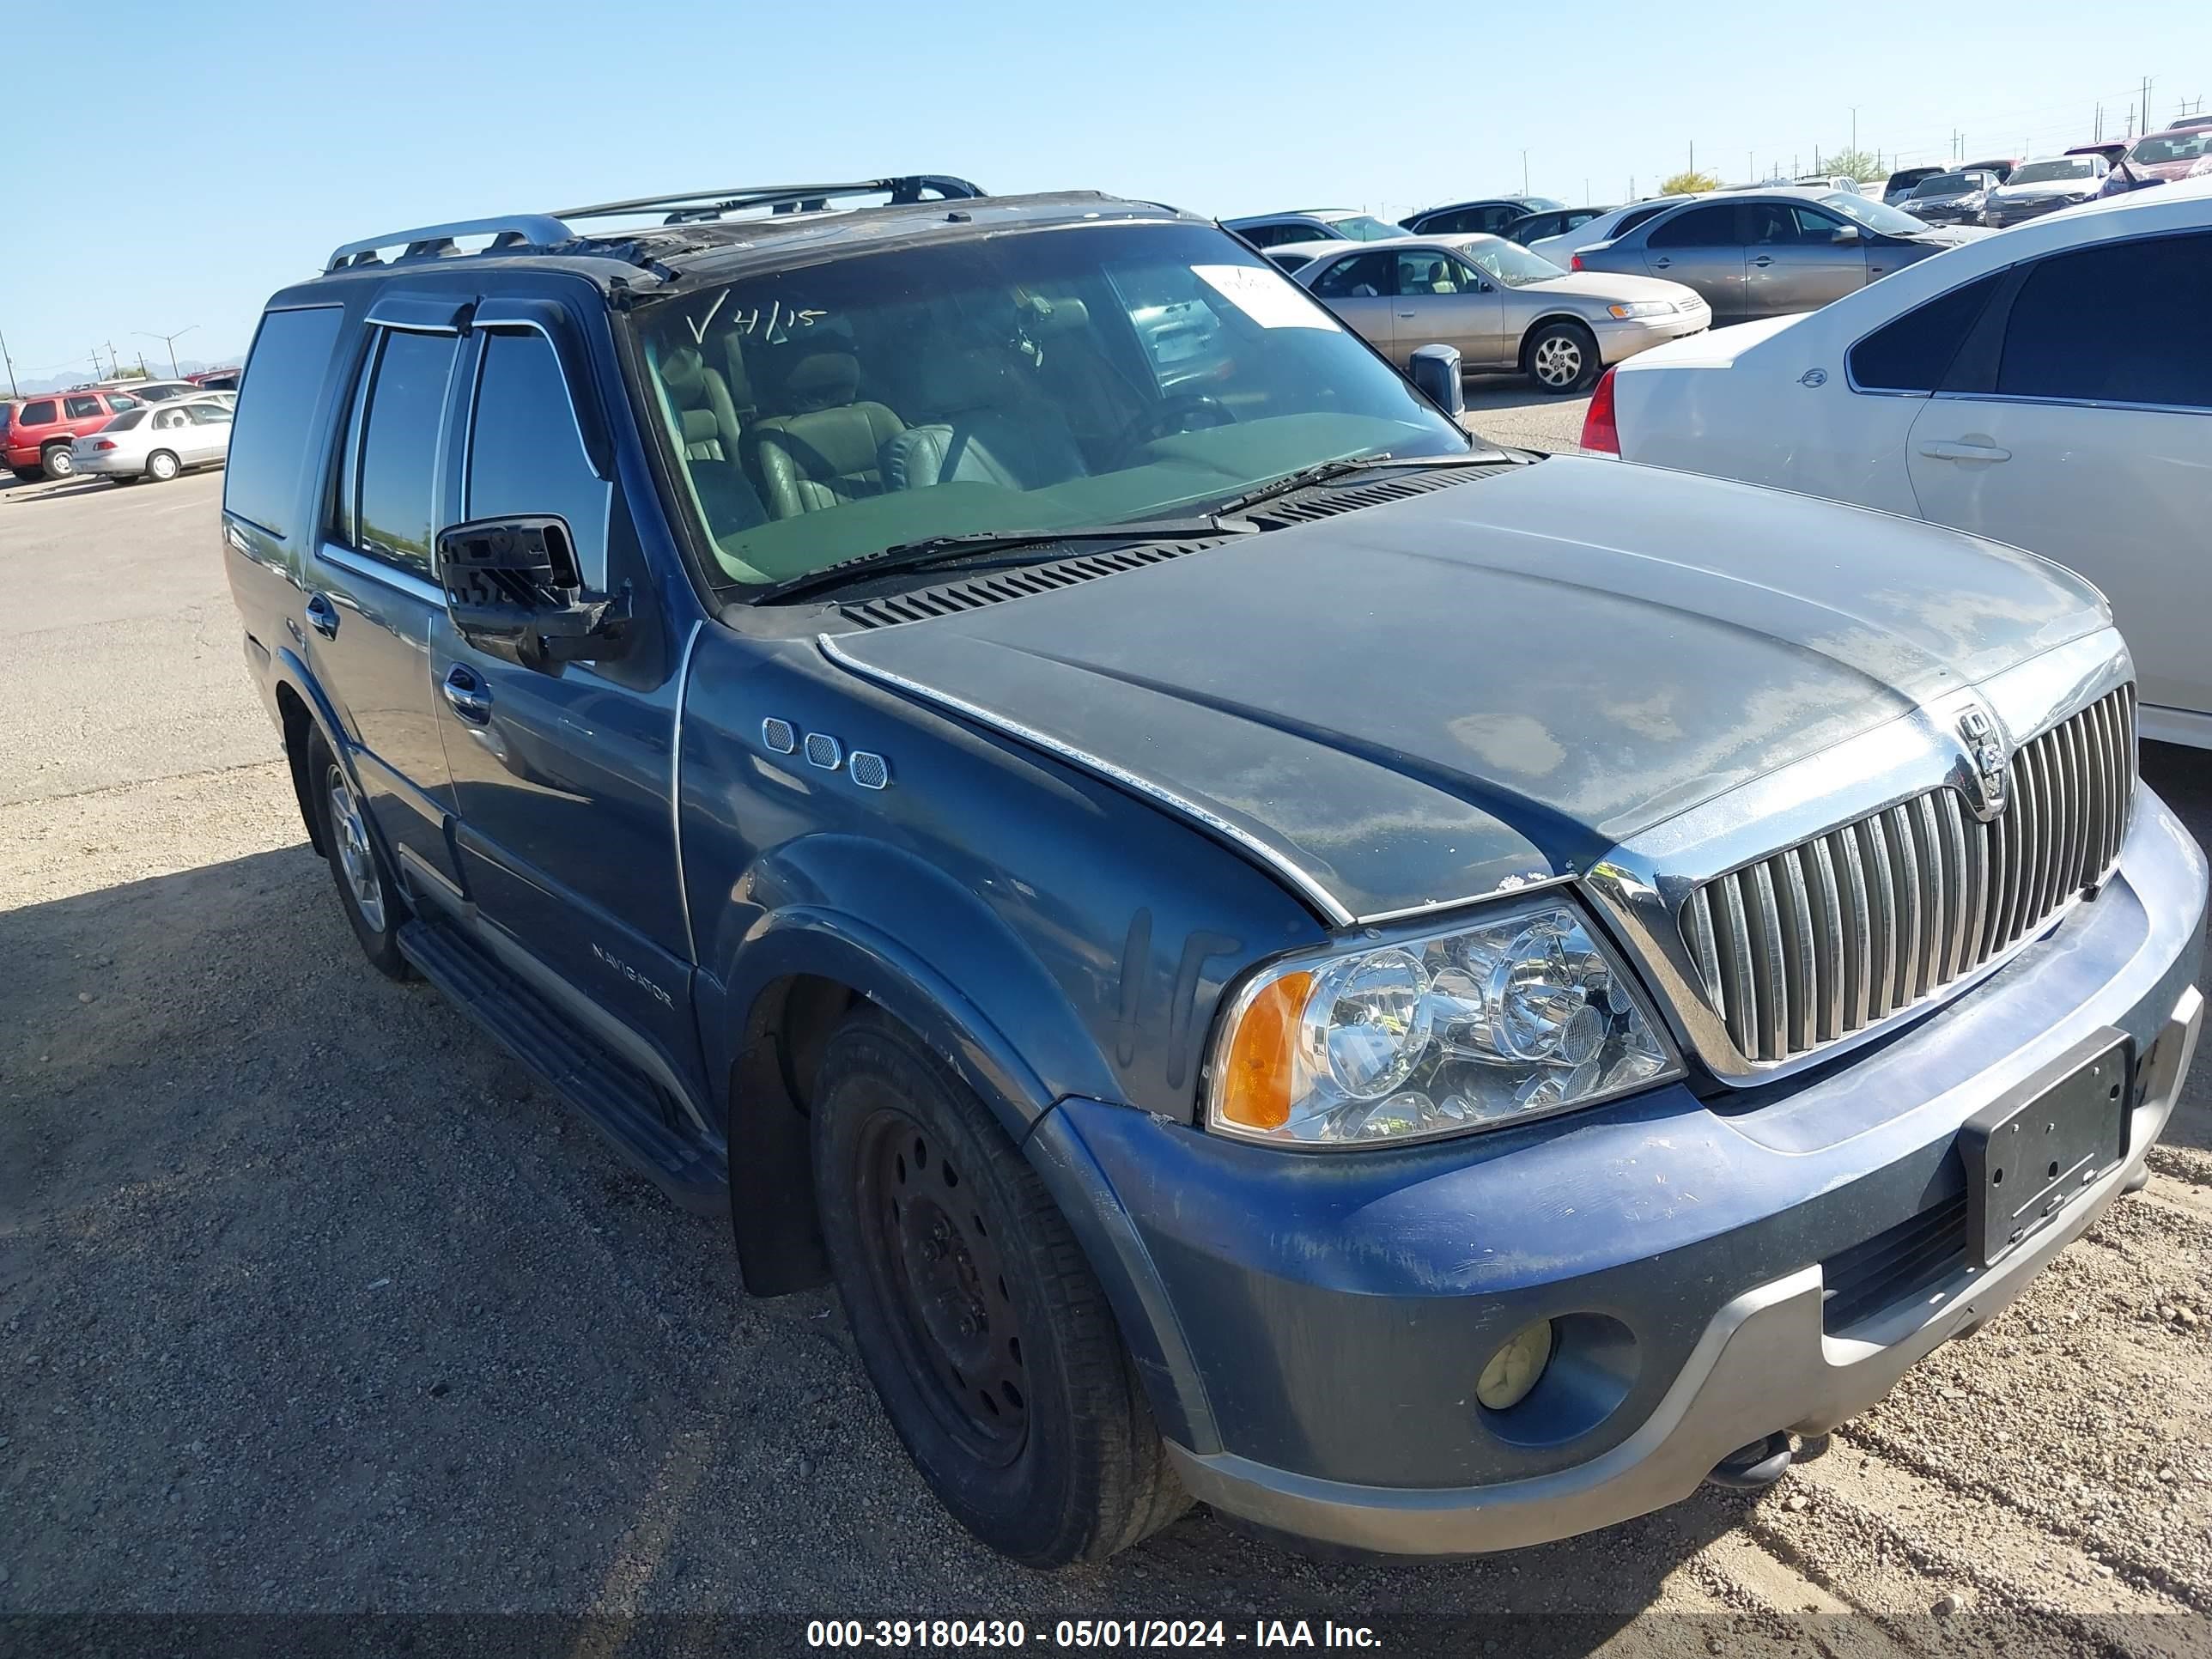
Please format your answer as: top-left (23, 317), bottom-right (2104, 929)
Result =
top-left (20, 400), bottom-right (56, 425)
top-left (1848, 273), bottom-right (2003, 392)
top-left (1647, 205), bottom-right (1738, 247)
top-left (105, 410), bottom-right (149, 432)
top-left (227, 307), bottom-right (344, 538)
top-left (1996, 232), bottom-right (2212, 408)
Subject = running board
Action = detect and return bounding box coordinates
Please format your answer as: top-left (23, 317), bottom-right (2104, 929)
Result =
top-left (398, 917), bottom-right (727, 1216)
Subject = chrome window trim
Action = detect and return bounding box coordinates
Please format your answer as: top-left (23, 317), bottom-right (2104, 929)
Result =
top-left (317, 540), bottom-right (444, 608)
top-left (817, 633), bottom-right (1358, 927)
top-left (1582, 629), bottom-right (2134, 1085)
top-left (1928, 389), bottom-right (2212, 417)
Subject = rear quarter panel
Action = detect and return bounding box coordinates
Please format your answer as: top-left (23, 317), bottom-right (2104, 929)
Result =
top-left (1615, 325), bottom-right (1922, 515)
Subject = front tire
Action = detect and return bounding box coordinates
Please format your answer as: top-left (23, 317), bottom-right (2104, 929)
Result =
top-left (812, 1011), bottom-right (1187, 1565)
top-left (40, 444), bottom-right (74, 479)
top-left (306, 727), bottom-right (409, 979)
top-left (145, 449), bottom-right (180, 483)
top-left (1526, 320), bottom-right (1600, 394)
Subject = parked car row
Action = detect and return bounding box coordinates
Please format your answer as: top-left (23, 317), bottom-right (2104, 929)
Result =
top-left (2, 383), bottom-right (234, 481)
top-left (1585, 176), bottom-right (2212, 750)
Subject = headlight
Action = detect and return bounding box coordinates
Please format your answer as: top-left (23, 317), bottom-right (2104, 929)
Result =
top-left (1606, 301), bottom-right (1674, 319)
top-left (1207, 896), bottom-right (1682, 1148)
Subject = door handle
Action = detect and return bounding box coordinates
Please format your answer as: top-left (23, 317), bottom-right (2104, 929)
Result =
top-left (1397, 310), bottom-right (1418, 319)
top-left (1918, 440), bottom-right (2012, 463)
top-left (1650, 257), bottom-right (1672, 268)
top-left (442, 664), bottom-right (493, 723)
top-left (1751, 255), bottom-right (1775, 267)
top-left (305, 593), bottom-right (339, 639)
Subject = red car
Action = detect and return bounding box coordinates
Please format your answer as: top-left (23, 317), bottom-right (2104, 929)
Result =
top-left (3, 386), bottom-right (145, 479)
top-left (2106, 126), bottom-right (2212, 193)
top-left (185, 368), bottom-right (240, 391)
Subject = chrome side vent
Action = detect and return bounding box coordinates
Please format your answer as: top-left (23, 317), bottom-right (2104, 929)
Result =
top-left (804, 732), bottom-right (842, 770)
top-left (848, 750), bottom-right (889, 790)
top-left (1680, 684), bottom-right (2136, 1064)
top-left (761, 717), bottom-right (797, 754)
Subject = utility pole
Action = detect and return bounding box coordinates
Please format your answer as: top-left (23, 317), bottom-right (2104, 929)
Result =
top-left (135, 325), bottom-right (198, 379)
top-left (1688, 140), bottom-right (1695, 179)
top-left (1521, 149), bottom-right (1530, 194)
top-left (0, 324), bottom-right (17, 399)
top-left (1850, 106), bottom-right (1859, 155)
top-left (2094, 103), bottom-right (2102, 143)
top-left (2142, 76), bottom-right (2154, 142)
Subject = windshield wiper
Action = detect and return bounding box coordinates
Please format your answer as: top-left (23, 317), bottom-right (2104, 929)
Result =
top-left (1204, 447), bottom-right (1504, 518)
top-left (754, 516), bottom-right (1251, 605)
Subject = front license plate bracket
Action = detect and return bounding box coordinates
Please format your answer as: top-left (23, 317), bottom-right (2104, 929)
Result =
top-left (1960, 1030), bottom-right (2130, 1270)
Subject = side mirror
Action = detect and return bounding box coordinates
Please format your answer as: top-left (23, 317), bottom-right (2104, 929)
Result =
top-left (436, 515), bottom-right (633, 670)
top-left (1407, 343), bottom-right (1465, 416)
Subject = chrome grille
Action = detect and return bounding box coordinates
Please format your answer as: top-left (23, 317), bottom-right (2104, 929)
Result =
top-left (1679, 685), bottom-right (2136, 1063)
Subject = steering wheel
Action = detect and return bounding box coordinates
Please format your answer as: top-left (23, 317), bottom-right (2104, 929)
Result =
top-left (1109, 392), bottom-right (1237, 467)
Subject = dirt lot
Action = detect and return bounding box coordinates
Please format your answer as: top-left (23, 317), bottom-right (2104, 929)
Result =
top-left (5, 467), bottom-right (2212, 1656)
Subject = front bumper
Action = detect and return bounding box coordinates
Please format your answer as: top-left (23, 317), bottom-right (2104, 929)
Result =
top-left (1596, 308), bottom-right (1711, 364)
top-left (1038, 787), bottom-right (2204, 1556)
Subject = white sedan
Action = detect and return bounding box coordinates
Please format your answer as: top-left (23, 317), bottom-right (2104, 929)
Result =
top-left (1581, 178), bottom-right (2212, 748)
top-left (71, 394), bottom-right (234, 483)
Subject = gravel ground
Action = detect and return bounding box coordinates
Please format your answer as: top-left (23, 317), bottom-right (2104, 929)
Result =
top-left (5, 468), bottom-right (2212, 1656)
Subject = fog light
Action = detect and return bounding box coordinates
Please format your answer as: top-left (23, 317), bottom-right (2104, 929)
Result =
top-left (1475, 1318), bottom-right (1555, 1411)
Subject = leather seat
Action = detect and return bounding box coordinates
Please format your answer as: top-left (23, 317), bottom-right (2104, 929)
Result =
top-left (1024, 298), bottom-right (1149, 471)
top-left (659, 344), bottom-right (766, 530)
top-left (881, 348), bottom-right (1086, 492)
top-left (749, 351), bottom-right (906, 519)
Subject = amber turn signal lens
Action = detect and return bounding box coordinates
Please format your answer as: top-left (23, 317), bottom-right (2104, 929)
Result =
top-left (1218, 970), bottom-right (1313, 1132)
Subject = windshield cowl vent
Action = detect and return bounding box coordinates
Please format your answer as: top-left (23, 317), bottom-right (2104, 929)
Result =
top-left (838, 540), bottom-right (1224, 628)
top-left (1238, 461), bottom-right (1510, 529)
top-left (835, 461), bottom-right (1515, 629)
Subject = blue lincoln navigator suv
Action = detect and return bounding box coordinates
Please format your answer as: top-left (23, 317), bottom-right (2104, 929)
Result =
top-left (222, 176), bottom-right (2205, 1565)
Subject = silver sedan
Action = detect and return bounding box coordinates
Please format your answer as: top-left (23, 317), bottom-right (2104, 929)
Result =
top-left (1571, 190), bottom-right (1976, 325)
top-left (1293, 234), bottom-right (1710, 393)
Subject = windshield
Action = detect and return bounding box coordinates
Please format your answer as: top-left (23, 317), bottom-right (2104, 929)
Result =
top-left (1455, 238), bottom-right (1568, 288)
top-left (639, 222), bottom-right (1472, 590)
top-left (1324, 215), bottom-right (1405, 241)
top-left (1518, 197), bottom-right (1565, 211)
top-left (2008, 158), bottom-right (2095, 185)
top-left (1822, 192), bottom-right (1930, 234)
top-left (2132, 131), bottom-right (2212, 165)
top-left (1911, 173), bottom-right (1973, 196)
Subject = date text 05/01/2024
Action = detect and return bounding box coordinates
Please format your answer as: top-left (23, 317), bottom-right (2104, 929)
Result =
top-left (805, 1619), bottom-right (1384, 1649)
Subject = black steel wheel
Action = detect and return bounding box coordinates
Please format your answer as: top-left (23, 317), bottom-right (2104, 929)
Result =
top-left (856, 1109), bottom-right (1030, 1465)
top-left (812, 1010), bottom-right (1188, 1565)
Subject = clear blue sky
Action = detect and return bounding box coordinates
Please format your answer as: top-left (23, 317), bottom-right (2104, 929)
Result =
top-left (3, 0), bottom-right (2203, 388)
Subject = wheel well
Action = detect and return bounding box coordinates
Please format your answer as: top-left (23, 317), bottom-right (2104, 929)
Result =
top-left (275, 684), bottom-right (326, 856)
top-left (725, 973), bottom-right (860, 1294)
top-left (1518, 313), bottom-right (1598, 368)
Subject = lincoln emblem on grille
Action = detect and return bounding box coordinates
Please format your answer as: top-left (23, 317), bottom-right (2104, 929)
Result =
top-left (1958, 706), bottom-right (2010, 822)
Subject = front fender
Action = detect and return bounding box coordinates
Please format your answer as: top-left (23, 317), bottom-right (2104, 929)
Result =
top-left (702, 835), bottom-right (1125, 1138)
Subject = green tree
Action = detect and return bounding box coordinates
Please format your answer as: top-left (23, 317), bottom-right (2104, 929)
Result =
top-left (1816, 147), bottom-right (1886, 183)
top-left (1659, 169), bottom-right (1721, 195)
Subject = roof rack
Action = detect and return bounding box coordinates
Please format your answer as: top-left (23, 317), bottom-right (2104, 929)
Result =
top-left (324, 177), bottom-right (988, 276)
top-left (325, 215), bottom-right (578, 273)
top-left (554, 175), bottom-right (984, 226)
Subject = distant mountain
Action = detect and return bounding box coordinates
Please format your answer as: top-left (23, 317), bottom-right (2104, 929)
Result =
top-left (8, 352), bottom-right (243, 399)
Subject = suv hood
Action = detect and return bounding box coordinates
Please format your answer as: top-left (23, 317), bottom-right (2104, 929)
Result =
top-left (825, 459), bottom-right (2107, 922)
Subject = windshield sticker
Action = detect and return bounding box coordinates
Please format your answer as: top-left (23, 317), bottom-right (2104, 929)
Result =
top-left (1194, 265), bottom-right (1341, 331)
